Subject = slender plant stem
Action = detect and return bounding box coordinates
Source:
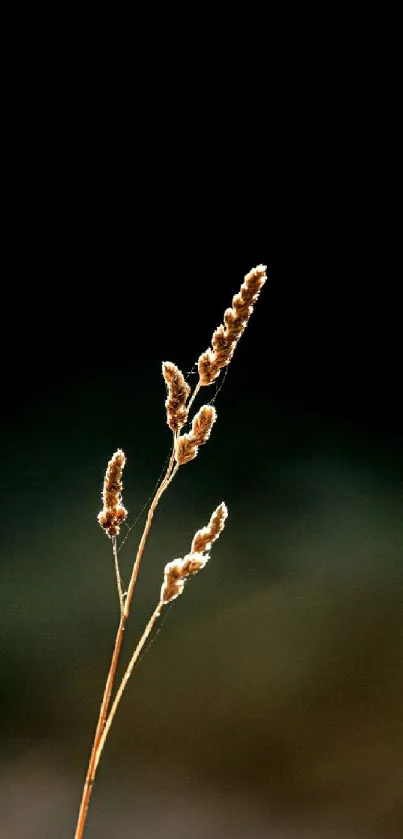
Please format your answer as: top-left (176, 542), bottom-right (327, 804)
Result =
top-left (112, 536), bottom-right (124, 614)
top-left (74, 613), bottom-right (126, 839)
top-left (186, 379), bottom-right (201, 415)
top-left (94, 600), bottom-right (164, 772)
top-left (74, 450), bottom-right (176, 839)
top-left (122, 449), bottom-right (176, 620)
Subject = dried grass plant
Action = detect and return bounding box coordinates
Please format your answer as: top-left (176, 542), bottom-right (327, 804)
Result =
top-left (74, 264), bottom-right (267, 838)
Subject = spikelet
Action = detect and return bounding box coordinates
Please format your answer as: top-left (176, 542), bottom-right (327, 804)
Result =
top-left (181, 552), bottom-right (209, 575)
top-left (97, 449), bottom-right (128, 538)
top-left (160, 502), bottom-right (228, 604)
top-left (162, 361), bottom-right (191, 433)
top-left (198, 264), bottom-right (267, 386)
top-left (191, 502), bottom-right (228, 554)
top-left (175, 405), bottom-right (217, 466)
top-left (160, 558), bottom-right (187, 603)
top-left (191, 405), bottom-right (217, 444)
top-left (174, 436), bottom-right (199, 466)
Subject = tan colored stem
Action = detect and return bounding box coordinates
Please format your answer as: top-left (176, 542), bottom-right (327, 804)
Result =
top-left (94, 600), bottom-right (164, 772)
top-left (74, 613), bottom-right (126, 839)
top-left (74, 450), bottom-right (176, 839)
top-left (122, 448), bottom-right (177, 618)
top-left (186, 379), bottom-right (201, 414)
top-left (112, 536), bottom-right (124, 614)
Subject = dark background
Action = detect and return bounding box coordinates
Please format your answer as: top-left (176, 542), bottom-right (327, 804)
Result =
top-left (1, 41), bottom-right (402, 839)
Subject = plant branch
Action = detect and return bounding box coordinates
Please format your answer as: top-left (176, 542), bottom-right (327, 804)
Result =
top-left (94, 600), bottom-right (164, 773)
top-left (74, 449), bottom-right (176, 839)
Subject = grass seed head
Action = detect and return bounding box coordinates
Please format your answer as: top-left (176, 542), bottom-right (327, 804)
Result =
top-left (175, 405), bottom-right (217, 466)
top-left (160, 503), bottom-right (228, 604)
top-left (198, 264), bottom-right (267, 385)
top-left (191, 501), bottom-right (228, 554)
top-left (162, 361), bottom-right (191, 433)
top-left (98, 449), bottom-right (128, 538)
